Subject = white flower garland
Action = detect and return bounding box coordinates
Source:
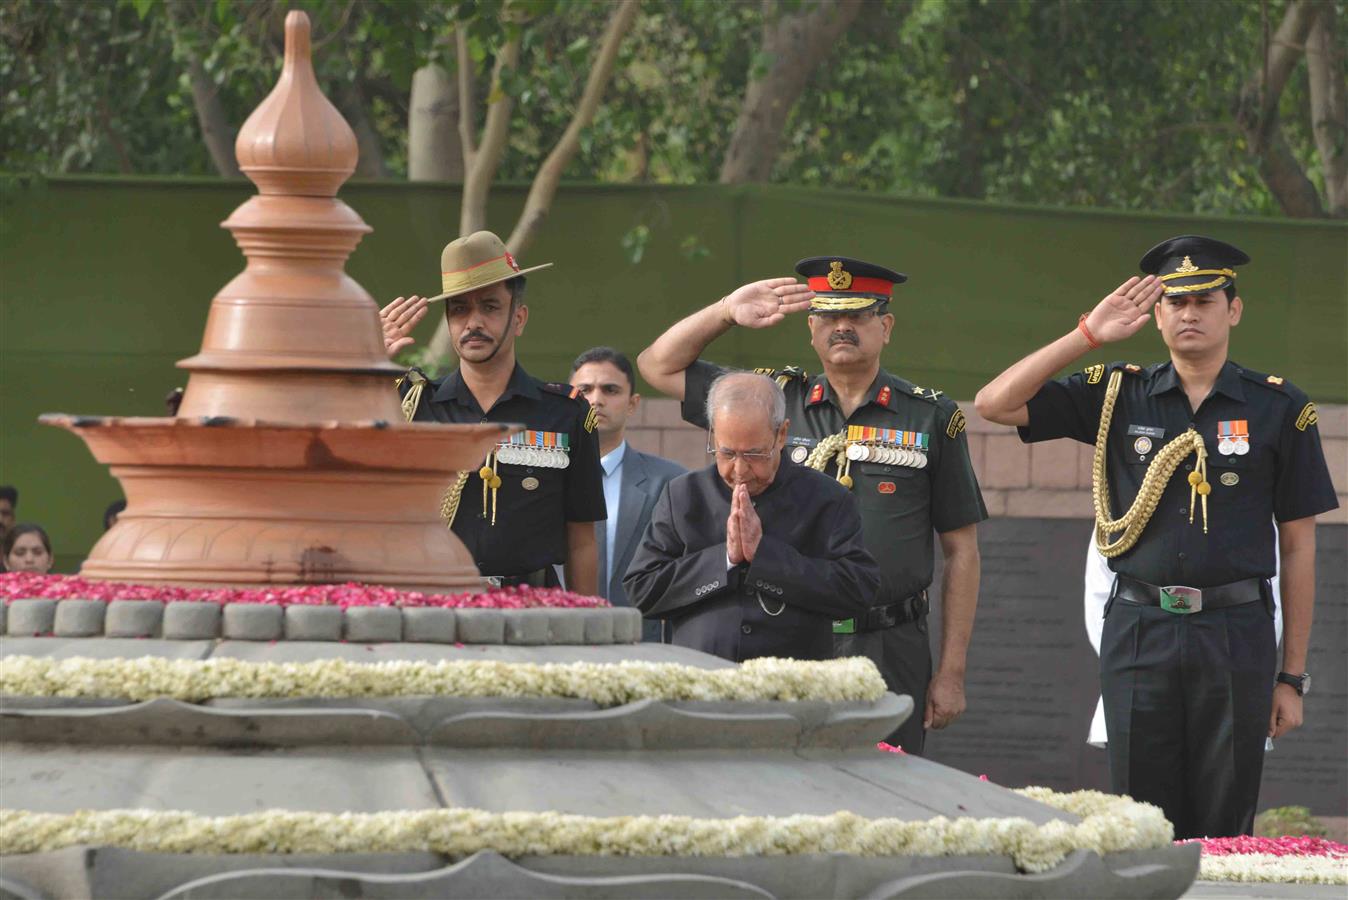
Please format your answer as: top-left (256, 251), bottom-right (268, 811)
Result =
top-left (1198, 854), bottom-right (1347, 886)
top-left (0, 655), bottom-right (885, 705)
top-left (0, 789), bottom-right (1169, 873)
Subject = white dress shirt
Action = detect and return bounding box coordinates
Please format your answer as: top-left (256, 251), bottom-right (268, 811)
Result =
top-left (600, 441), bottom-right (627, 590)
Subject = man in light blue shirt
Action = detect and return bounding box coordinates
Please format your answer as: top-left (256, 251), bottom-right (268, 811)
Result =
top-left (571, 348), bottom-right (686, 640)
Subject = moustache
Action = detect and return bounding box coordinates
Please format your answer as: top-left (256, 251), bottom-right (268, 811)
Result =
top-left (828, 333), bottom-right (859, 346)
top-left (460, 330), bottom-right (493, 345)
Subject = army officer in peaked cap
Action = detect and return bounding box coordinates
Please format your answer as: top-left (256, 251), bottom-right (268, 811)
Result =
top-left (975, 235), bottom-right (1338, 838)
top-left (638, 256), bottom-right (988, 754)
top-left (379, 231), bottom-right (606, 593)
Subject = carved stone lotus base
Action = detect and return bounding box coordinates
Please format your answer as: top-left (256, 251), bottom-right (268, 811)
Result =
top-left (42, 415), bottom-right (515, 593)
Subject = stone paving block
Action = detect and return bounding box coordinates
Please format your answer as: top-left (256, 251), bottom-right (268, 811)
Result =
top-left (7, 599), bottom-right (56, 636)
top-left (455, 609), bottom-right (505, 644)
top-left (578, 608), bottom-right (614, 644)
top-left (221, 604), bottom-right (283, 641)
top-left (53, 599), bottom-right (107, 637)
top-left (105, 600), bottom-right (163, 638)
top-left (163, 602), bottom-right (222, 640)
top-left (611, 608), bottom-right (642, 644)
top-left (346, 607), bottom-right (403, 643)
top-left (402, 608), bottom-right (457, 644)
top-left (285, 605), bottom-right (344, 642)
top-left (1029, 440), bottom-right (1080, 489)
top-left (504, 609), bottom-right (550, 645)
top-left (980, 434), bottom-right (1030, 488)
top-left (545, 609), bottom-right (585, 645)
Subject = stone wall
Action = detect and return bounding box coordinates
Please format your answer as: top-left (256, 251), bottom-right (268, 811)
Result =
top-left (626, 399), bottom-right (1348, 523)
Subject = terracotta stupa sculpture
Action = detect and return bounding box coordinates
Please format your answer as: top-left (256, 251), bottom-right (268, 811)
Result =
top-left (41, 11), bottom-right (513, 592)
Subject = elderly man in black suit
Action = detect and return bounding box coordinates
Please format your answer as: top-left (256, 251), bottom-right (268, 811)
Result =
top-left (624, 373), bottom-right (880, 662)
top-left (569, 348), bottom-right (685, 640)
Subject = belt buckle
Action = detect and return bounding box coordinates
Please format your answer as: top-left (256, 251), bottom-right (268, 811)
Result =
top-left (1160, 585), bottom-right (1202, 614)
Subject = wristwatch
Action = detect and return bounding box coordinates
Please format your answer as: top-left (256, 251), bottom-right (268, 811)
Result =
top-left (1276, 672), bottom-right (1311, 696)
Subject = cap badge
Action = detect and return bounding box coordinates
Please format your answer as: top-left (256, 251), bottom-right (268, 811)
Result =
top-left (1175, 255), bottom-right (1199, 274)
top-left (827, 260), bottom-right (853, 290)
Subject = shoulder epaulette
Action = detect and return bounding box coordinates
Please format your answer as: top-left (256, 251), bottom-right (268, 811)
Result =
top-left (542, 382), bottom-right (586, 402)
top-left (888, 374), bottom-right (945, 404)
top-left (1239, 369), bottom-right (1284, 389)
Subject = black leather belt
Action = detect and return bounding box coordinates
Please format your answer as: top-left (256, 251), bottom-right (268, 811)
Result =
top-left (1113, 574), bottom-right (1267, 615)
top-left (484, 569), bottom-right (552, 589)
top-left (834, 591), bottom-right (928, 634)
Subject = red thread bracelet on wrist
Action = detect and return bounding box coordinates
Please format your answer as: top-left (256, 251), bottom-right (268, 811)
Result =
top-left (1077, 314), bottom-right (1102, 350)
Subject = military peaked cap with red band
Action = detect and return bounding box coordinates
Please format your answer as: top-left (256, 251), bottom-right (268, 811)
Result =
top-left (795, 256), bottom-right (907, 312)
top-left (1139, 235), bottom-right (1249, 298)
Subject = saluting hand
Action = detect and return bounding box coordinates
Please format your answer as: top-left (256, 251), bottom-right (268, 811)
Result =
top-left (1081, 275), bottom-right (1164, 345)
top-left (719, 278), bottom-right (815, 329)
top-left (380, 295), bottom-right (430, 356)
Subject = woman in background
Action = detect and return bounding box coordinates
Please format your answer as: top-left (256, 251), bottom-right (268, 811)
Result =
top-left (3, 524), bottom-right (53, 574)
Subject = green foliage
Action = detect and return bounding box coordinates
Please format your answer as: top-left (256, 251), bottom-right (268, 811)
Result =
top-left (2, 0), bottom-right (1340, 217)
top-left (1255, 806), bottom-right (1330, 838)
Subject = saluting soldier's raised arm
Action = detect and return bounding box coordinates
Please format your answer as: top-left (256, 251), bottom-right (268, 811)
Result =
top-left (636, 278), bottom-right (813, 399)
top-left (379, 294), bottom-right (430, 356)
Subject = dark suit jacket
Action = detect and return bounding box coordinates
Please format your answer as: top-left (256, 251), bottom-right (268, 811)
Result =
top-left (597, 446), bottom-right (685, 641)
top-left (623, 462), bottom-right (880, 662)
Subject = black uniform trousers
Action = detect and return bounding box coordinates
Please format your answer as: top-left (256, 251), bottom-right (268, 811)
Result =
top-left (1100, 583), bottom-right (1275, 840)
top-left (835, 615), bottom-right (932, 754)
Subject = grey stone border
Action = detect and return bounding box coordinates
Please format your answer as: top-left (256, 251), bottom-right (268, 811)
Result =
top-left (3, 600), bottom-right (641, 645)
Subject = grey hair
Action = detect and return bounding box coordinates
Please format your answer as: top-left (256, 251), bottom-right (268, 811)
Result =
top-left (706, 372), bottom-right (786, 433)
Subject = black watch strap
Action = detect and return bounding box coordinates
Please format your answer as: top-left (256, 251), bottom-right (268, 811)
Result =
top-left (1276, 672), bottom-right (1308, 696)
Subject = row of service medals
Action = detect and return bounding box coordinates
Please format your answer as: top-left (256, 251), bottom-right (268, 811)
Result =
top-left (843, 425), bottom-right (929, 469)
top-left (496, 430), bottom-right (571, 468)
top-left (1216, 420), bottom-right (1250, 456)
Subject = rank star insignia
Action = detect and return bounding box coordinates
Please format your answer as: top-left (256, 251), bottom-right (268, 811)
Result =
top-left (826, 260), bottom-right (853, 290)
top-left (912, 386), bottom-right (924, 395)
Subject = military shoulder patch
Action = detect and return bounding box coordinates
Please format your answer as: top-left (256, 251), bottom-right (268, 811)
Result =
top-left (1084, 364), bottom-right (1105, 385)
top-left (1295, 402), bottom-right (1318, 432)
top-left (752, 367), bottom-right (777, 377)
top-left (946, 408), bottom-right (967, 439)
top-left (584, 406), bottom-right (599, 433)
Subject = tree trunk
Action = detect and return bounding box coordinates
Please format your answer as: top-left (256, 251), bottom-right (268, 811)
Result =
top-left (718, 0), bottom-right (865, 184)
top-left (165, 1), bottom-right (240, 178)
top-left (459, 37), bottom-right (521, 236)
top-left (1233, 0), bottom-right (1324, 217)
top-left (1306, 4), bottom-right (1347, 217)
top-left (506, 0), bottom-right (639, 254)
top-left (338, 76), bottom-right (389, 179)
top-left (409, 64), bottom-right (464, 182)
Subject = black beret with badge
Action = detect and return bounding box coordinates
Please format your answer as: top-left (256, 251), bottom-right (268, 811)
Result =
top-left (1138, 235), bottom-right (1250, 298)
top-left (795, 256), bottom-right (907, 313)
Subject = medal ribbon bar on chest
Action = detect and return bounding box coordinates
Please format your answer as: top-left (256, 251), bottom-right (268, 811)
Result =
top-left (495, 429), bottom-right (571, 468)
top-left (843, 424), bottom-right (929, 469)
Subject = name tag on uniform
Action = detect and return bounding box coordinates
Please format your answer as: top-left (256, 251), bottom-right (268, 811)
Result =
top-left (1126, 424), bottom-right (1165, 438)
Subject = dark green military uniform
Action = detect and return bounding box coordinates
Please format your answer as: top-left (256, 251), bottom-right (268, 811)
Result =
top-left (682, 359), bottom-right (988, 752)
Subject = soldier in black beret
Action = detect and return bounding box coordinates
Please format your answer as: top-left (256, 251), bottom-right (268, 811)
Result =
top-left (379, 231), bottom-right (607, 593)
top-left (976, 235), bottom-right (1338, 838)
top-left (638, 257), bottom-right (988, 755)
